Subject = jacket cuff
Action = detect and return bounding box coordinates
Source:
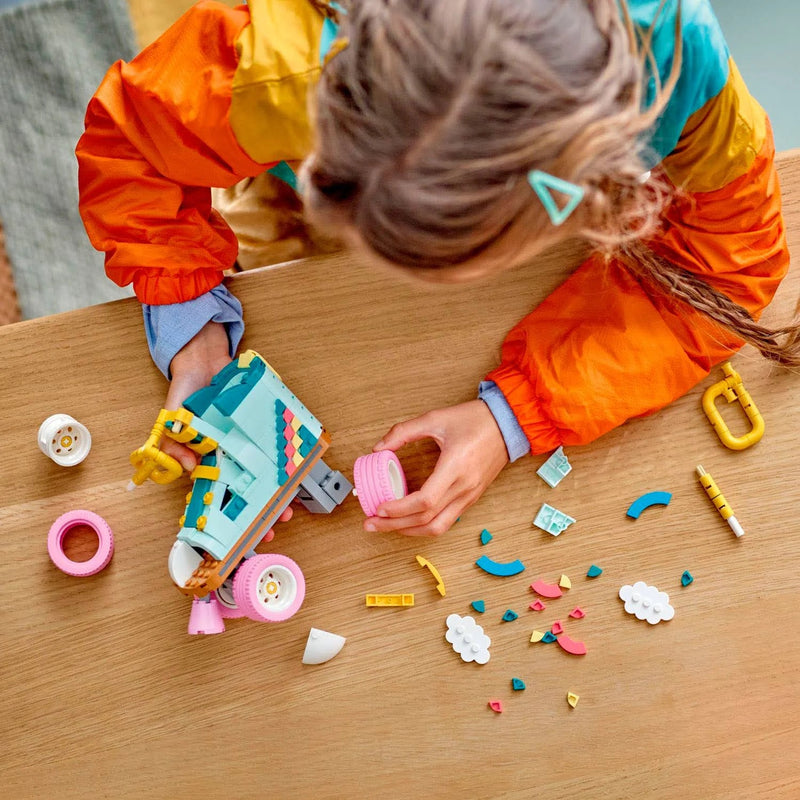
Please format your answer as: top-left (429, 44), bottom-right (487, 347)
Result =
top-left (132, 268), bottom-right (225, 305)
top-left (485, 363), bottom-right (562, 455)
top-left (478, 381), bottom-right (530, 462)
top-left (142, 285), bottom-right (244, 378)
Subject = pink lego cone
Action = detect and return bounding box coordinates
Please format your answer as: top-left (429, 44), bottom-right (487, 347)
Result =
top-left (188, 595), bottom-right (226, 635)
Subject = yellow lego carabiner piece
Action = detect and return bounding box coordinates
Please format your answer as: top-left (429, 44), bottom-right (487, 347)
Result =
top-left (129, 409), bottom-right (185, 486)
top-left (702, 362), bottom-right (764, 450)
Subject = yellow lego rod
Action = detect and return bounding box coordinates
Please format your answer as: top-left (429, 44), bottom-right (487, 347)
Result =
top-left (696, 465), bottom-right (745, 538)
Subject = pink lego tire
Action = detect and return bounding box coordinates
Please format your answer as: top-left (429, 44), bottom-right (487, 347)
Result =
top-left (212, 579), bottom-right (247, 619)
top-left (353, 450), bottom-right (408, 517)
top-left (232, 554), bottom-right (306, 623)
top-left (47, 509), bottom-right (114, 577)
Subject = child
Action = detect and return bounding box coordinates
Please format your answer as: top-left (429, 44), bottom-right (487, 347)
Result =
top-left (77, 0), bottom-right (797, 537)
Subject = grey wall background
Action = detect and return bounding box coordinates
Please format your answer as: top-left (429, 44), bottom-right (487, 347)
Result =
top-left (713, 0), bottom-right (799, 150)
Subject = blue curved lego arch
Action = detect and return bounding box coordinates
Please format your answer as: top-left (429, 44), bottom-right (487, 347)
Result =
top-left (626, 491), bottom-right (672, 519)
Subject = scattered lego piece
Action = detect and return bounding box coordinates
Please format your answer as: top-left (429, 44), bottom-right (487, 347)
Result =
top-left (446, 614), bottom-right (491, 664)
top-left (416, 555), bottom-right (446, 596)
top-left (681, 570), bottom-right (694, 587)
top-left (587, 565), bottom-right (603, 578)
top-left (488, 700), bottom-right (504, 713)
top-left (569, 607), bottom-right (585, 619)
top-left (541, 631), bottom-right (558, 643)
top-left (502, 609), bottom-right (519, 622)
top-left (626, 490), bottom-right (672, 519)
top-left (365, 593), bottom-right (415, 607)
top-left (530, 630), bottom-right (546, 643)
top-left (702, 361), bottom-right (764, 451)
top-left (38, 414), bottom-right (92, 467)
top-left (302, 628), bottom-right (347, 664)
top-left (47, 509), bottom-right (114, 577)
top-left (529, 600), bottom-right (546, 612)
top-left (511, 678), bottom-right (526, 691)
top-left (619, 582), bottom-right (675, 624)
top-left (471, 600), bottom-right (486, 614)
top-left (559, 573), bottom-right (572, 589)
top-left (536, 446), bottom-right (572, 488)
top-left (530, 579), bottom-right (562, 598)
top-left (476, 555), bottom-right (526, 577)
top-left (557, 634), bottom-right (588, 656)
top-left (533, 503), bottom-right (576, 536)
top-left (352, 450), bottom-right (407, 516)
top-left (480, 528), bottom-right (493, 545)
top-left (567, 692), bottom-right (580, 708)
top-left (551, 620), bottom-right (564, 635)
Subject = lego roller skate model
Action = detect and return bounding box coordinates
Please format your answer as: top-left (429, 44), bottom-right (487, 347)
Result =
top-left (129, 350), bottom-right (352, 634)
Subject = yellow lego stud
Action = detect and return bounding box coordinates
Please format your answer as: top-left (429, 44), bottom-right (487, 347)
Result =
top-left (203, 492), bottom-right (214, 505)
top-left (567, 692), bottom-right (580, 708)
top-left (559, 574), bottom-right (572, 589)
top-left (185, 492), bottom-right (193, 504)
top-left (530, 630), bottom-right (545, 643)
top-left (179, 515), bottom-right (186, 527)
top-left (196, 515), bottom-right (207, 531)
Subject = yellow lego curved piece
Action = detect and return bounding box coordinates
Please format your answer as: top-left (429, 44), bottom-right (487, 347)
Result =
top-left (415, 555), bottom-right (446, 597)
top-left (129, 409), bottom-right (184, 486)
top-left (702, 362), bottom-right (764, 450)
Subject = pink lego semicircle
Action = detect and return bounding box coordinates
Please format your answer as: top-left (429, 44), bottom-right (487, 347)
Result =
top-left (531, 579), bottom-right (562, 598)
top-left (557, 634), bottom-right (587, 656)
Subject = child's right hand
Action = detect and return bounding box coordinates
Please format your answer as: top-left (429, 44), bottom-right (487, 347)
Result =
top-left (160, 320), bottom-right (233, 474)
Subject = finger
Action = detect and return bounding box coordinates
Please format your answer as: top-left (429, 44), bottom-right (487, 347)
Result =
top-left (379, 497), bottom-right (466, 537)
top-left (278, 507), bottom-right (294, 523)
top-left (374, 412), bottom-right (441, 452)
top-left (161, 437), bottom-right (198, 473)
top-left (373, 463), bottom-right (456, 520)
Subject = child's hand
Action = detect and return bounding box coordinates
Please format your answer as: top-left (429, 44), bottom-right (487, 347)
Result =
top-left (364, 400), bottom-right (509, 536)
top-left (162, 321), bottom-right (232, 473)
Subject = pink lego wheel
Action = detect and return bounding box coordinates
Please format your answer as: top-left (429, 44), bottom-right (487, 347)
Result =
top-left (232, 554), bottom-right (306, 623)
top-left (353, 450), bottom-right (408, 517)
top-left (212, 579), bottom-right (247, 619)
top-left (47, 509), bottom-right (114, 577)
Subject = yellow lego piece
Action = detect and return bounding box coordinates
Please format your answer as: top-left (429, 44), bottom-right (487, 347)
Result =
top-left (129, 408), bottom-right (184, 486)
top-left (559, 574), bottom-right (572, 589)
top-left (291, 416), bottom-right (302, 432)
top-left (365, 594), bottom-right (415, 607)
top-left (567, 692), bottom-right (580, 708)
top-left (190, 464), bottom-right (221, 482)
top-left (702, 361), bottom-right (764, 450)
top-left (530, 630), bottom-right (545, 643)
top-left (415, 555), bottom-right (446, 596)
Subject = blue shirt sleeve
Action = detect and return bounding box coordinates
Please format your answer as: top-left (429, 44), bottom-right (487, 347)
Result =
top-left (478, 381), bottom-right (531, 462)
top-left (142, 284), bottom-right (245, 378)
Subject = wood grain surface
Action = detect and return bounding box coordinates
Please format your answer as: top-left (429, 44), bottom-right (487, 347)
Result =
top-left (1, 152), bottom-right (799, 800)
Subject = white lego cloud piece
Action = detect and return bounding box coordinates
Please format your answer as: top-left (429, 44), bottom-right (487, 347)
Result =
top-left (302, 628), bottom-right (347, 664)
top-left (445, 614), bottom-right (491, 664)
top-left (619, 581), bottom-right (675, 624)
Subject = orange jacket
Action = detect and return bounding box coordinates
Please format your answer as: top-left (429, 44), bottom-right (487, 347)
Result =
top-left (77, 1), bottom-right (789, 455)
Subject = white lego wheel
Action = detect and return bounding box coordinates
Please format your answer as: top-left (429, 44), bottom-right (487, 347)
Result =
top-left (38, 414), bottom-right (92, 466)
top-left (232, 554), bottom-right (306, 623)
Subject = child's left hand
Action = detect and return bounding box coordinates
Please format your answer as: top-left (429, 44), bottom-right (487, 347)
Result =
top-left (364, 400), bottom-right (509, 536)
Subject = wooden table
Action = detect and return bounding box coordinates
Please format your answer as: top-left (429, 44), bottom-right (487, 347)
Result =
top-left (2, 153), bottom-right (799, 800)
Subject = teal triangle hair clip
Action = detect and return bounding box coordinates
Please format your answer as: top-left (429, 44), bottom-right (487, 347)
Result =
top-left (527, 169), bottom-right (584, 226)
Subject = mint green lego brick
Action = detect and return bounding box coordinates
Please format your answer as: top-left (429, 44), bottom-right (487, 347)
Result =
top-left (217, 428), bottom-right (271, 478)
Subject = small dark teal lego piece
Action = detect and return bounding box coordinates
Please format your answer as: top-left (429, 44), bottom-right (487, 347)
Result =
top-left (587, 565), bottom-right (603, 578)
top-left (480, 528), bottom-right (493, 545)
top-left (511, 678), bottom-right (526, 691)
top-left (542, 631), bottom-right (558, 643)
top-left (502, 609), bottom-right (519, 622)
top-left (222, 493), bottom-right (247, 521)
top-left (681, 570), bottom-right (694, 586)
top-left (471, 600), bottom-right (485, 614)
